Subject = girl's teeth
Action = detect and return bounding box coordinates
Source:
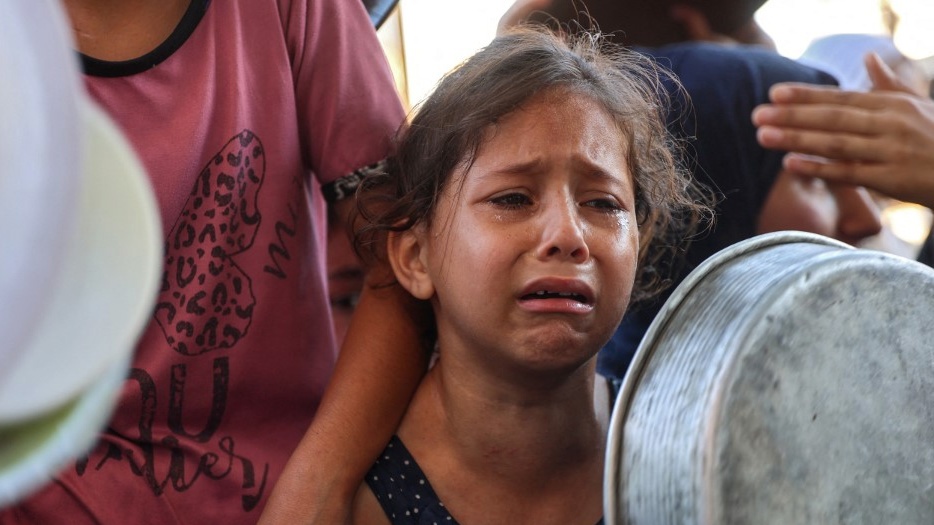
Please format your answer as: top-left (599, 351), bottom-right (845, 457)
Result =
top-left (534, 290), bottom-right (576, 298)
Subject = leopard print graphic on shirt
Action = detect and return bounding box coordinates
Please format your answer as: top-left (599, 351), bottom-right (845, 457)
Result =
top-left (154, 130), bottom-right (264, 356)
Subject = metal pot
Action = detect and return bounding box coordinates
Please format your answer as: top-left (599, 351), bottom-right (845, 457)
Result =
top-left (606, 231), bottom-right (934, 524)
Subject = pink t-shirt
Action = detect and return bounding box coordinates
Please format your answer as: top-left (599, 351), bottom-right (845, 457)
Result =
top-left (1, 0), bottom-right (404, 522)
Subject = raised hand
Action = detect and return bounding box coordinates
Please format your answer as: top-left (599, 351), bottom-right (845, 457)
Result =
top-left (753, 52), bottom-right (934, 209)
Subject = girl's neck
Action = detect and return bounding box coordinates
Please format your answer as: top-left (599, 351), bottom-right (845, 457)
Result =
top-left (62, 0), bottom-right (190, 60)
top-left (399, 358), bottom-right (607, 523)
top-left (437, 360), bottom-right (605, 460)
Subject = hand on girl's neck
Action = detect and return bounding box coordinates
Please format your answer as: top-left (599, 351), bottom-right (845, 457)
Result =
top-left (62, 0), bottom-right (190, 60)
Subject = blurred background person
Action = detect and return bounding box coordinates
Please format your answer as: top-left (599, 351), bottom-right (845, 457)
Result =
top-left (500, 0), bottom-right (884, 382)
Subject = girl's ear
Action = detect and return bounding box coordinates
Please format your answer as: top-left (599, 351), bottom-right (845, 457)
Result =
top-left (387, 226), bottom-right (435, 300)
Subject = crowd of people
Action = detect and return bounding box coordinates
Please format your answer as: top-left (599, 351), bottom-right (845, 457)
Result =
top-left (2, 0), bottom-right (933, 524)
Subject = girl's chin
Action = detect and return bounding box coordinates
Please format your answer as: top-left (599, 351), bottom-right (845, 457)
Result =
top-left (508, 333), bottom-right (602, 371)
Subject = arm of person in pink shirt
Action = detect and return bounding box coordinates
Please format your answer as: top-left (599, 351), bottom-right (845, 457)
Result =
top-left (259, 196), bottom-right (432, 525)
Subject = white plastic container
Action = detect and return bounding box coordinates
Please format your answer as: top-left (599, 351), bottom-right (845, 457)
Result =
top-left (0, 0), bottom-right (162, 508)
top-left (0, 0), bottom-right (85, 373)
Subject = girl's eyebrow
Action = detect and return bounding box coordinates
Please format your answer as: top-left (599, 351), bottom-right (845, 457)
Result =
top-left (469, 159), bottom-right (543, 185)
top-left (478, 157), bottom-right (630, 187)
top-left (572, 156), bottom-right (631, 185)
top-left (489, 159), bottom-right (544, 175)
top-left (581, 166), bottom-right (625, 184)
top-left (488, 157), bottom-right (622, 177)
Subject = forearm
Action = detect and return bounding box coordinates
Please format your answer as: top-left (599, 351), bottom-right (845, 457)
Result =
top-left (259, 282), bottom-right (431, 524)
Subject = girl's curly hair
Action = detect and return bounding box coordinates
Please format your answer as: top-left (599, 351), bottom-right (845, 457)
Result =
top-left (356, 25), bottom-right (711, 304)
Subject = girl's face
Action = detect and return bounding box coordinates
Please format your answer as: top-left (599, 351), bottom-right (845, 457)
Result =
top-left (404, 89), bottom-right (639, 380)
top-left (757, 169), bottom-right (882, 246)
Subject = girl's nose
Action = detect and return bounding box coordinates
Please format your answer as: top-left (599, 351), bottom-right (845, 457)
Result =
top-left (834, 184), bottom-right (883, 245)
top-left (535, 198), bottom-right (589, 262)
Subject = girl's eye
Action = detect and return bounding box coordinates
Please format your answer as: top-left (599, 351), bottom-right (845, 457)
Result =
top-left (489, 193), bottom-right (532, 209)
top-left (583, 198), bottom-right (623, 212)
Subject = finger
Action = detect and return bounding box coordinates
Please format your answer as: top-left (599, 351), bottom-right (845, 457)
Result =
top-left (757, 126), bottom-right (889, 162)
top-left (782, 155), bottom-right (897, 193)
top-left (752, 104), bottom-right (884, 136)
top-left (782, 154), bottom-right (865, 183)
top-left (783, 155), bottom-right (923, 205)
top-left (865, 52), bottom-right (915, 95)
top-left (768, 83), bottom-right (892, 111)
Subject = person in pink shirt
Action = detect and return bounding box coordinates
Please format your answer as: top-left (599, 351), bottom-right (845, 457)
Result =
top-left (0, 0), bottom-right (426, 523)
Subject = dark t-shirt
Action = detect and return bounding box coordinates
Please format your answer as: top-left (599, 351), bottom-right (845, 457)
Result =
top-left (598, 43), bottom-right (838, 381)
